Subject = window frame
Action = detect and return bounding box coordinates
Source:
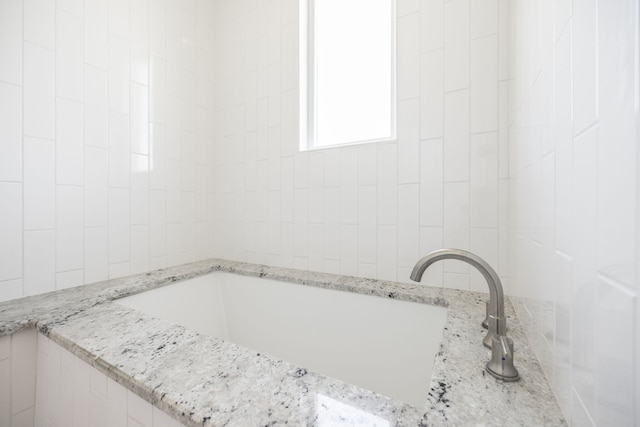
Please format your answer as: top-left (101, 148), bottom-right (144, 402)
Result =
top-left (299, 0), bottom-right (397, 152)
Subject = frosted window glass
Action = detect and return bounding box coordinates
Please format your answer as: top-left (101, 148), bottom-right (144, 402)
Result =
top-left (307, 0), bottom-right (395, 149)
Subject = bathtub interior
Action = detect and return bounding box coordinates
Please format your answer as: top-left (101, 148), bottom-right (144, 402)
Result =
top-left (116, 272), bottom-right (448, 407)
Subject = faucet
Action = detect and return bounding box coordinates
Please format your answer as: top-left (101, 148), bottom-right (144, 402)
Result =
top-left (410, 249), bottom-right (519, 381)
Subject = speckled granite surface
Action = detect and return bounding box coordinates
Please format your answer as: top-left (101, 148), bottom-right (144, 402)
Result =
top-left (0, 259), bottom-right (566, 426)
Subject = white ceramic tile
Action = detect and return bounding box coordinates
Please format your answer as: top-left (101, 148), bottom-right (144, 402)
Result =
top-left (127, 390), bottom-right (152, 426)
top-left (84, 0), bottom-right (109, 69)
top-left (56, 98), bottom-right (84, 185)
top-left (0, 358), bottom-right (9, 427)
top-left (24, 137), bottom-right (55, 230)
top-left (0, 279), bottom-right (23, 303)
top-left (417, 227), bottom-right (444, 286)
top-left (58, 0), bottom-right (82, 16)
top-left (419, 139), bottom-right (443, 227)
top-left (498, 82), bottom-right (509, 179)
top-left (397, 98), bottom-right (420, 184)
top-left (419, 49), bottom-right (444, 140)
top-left (84, 65), bottom-right (109, 148)
top-left (339, 224), bottom-right (358, 276)
top-left (56, 186), bottom-right (84, 272)
top-left (150, 0), bottom-right (166, 58)
top-left (357, 214), bottom-right (377, 267)
top-left (497, 0), bottom-right (508, 81)
top-left (109, 261), bottom-right (131, 279)
top-left (108, 188), bottom-right (131, 264)
top-left (181, 73), bottom-right (196, 133)
top-left (109, 35), bottom-right (131, 114)
top-left (0, 0), bottom-right (23, 85)
top-left (130, 225), bottom-right (150, 274)
top-left (23, 43), bottom-right (55, 139)
top-left (131, 155), bottom-right (150, 225)
top-left (109, 112), bottom-right (131, 188)
top-left (377, 143), bottom-right (397, 186)
top-left (73, 348), bottom-right (91, 426)
top-left (376, 225), bottom-right (397, 281)
top-left (554, 0), bottom-right (572, 41)
top-left (397, 12), bottom-right (420, 101)
top-left (572, 0), bottom-right (597, 135)
top-left (109, 0), bottom-right (129, 40)
top-left (470, 35), bottom-right (498, 133)
top-left (469, 228), bottom-right (498, 293)
top-left (470, 0), bottom-right (497, 39)
top-left (470, 132), bottom-right (498, 228)
top-left (377, 185), bottom-right (397, 226)
top-left (0, 82), bottom-right (22, 181)
top-left (0, 182), bottom-right (22, 282)
top-left (443, 182), bottom-right (469, 273)
top-left (11, 329), bottom-right (37, 415)
top-left (24, 0), bottom-right (54, 49)
top-left (12, 408), bottom-right (35, 426)
top-left (150, 123), bottom-right (167, 191)
top-left (56, 10), bottom-right (83, 101)
top-left (24, 230), bottom-right (56, 296)
top-left (56, 270), bottom-right (83, 290)
top-left (59, 364), bottom-right (75, 427)
top-left (397, 184), bottom-right (420, 269)
top-left (90, 391), bottom-right (108, 427)
top-left (571, 388), bottom-right (596, 427)
top-left (443, 0), bottom-right (469, 91)
top-left (443, 90), bottom-right (469, 182)
top-left (0, 335), bottom-right (9, 360)
top-left (357, 145), bottom-right (377, 186)
top-left (150, 56), bottom-right (167, 125)
top-left (420, 0), bottom-right (443, 53)
top-left (131, 83), bottom-right (150, 155)
top-left (85, 147), bottom-right (109, 227)
top-left (595, 276), bottom-right (636, 426)
top-left (443, 272), bottom-right (469, 291)
top-left (152, 406), bottom-right (183, 427)
top-left (130, 3), bottom-right (149, 86)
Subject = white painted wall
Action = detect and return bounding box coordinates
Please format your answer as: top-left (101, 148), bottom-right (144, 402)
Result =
top-left (210, 0), bottom-right (511, 292)
top-left (508, 0), bottom-right (639, 425)
top-left (0, 329), bottom-right (37, 427)
top-left (34, 334), bottom-right (184, 427)
top-left (0, 0), bottom-right (217, 302)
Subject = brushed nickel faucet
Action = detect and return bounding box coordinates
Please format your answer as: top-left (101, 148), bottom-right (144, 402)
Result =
top-left (410, 249), bottom-right (520, 381)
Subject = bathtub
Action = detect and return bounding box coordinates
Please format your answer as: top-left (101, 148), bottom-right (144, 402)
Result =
top-left (116, 272), bottom-right (448, 407)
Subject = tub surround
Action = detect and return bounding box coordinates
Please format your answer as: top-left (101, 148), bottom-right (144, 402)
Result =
top-left (0, 259), bottom-right (565, 426)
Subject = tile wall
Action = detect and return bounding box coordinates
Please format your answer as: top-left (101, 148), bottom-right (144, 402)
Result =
top-left (508, 0), bottom-right (639, 424)
top-left (0, 0), bottom-right (217, 302)
top-left (34, 333), bottom-right (184, 427)
top-left (0, 329), bottom-right (37, 427)
top-left (210, 0), bottom-right (512, 292)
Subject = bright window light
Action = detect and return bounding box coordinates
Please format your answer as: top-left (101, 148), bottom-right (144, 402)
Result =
top-left (301, 0), bottom-right (396, 150)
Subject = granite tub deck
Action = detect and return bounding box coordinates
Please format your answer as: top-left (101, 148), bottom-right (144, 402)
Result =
top-left (0, 259), bottom-right (566, 426)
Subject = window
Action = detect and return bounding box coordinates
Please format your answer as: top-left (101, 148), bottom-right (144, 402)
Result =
top-left (300, 0), bottom-right (396, 151)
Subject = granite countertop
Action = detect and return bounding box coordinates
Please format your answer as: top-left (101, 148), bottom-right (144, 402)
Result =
top-left (0, 259), bottom-right (566, 426)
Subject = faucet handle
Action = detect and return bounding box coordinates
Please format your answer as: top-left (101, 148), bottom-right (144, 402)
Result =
top-left (485, 335), bottom-right (520, 381)
top-left (482, 300), bottom-right (489, 329)
top-left (483, 314), bottom-right (507, 349)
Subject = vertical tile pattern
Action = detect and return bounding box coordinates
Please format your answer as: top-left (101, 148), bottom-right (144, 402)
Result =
top-left (0, 0), bottom-right (217, 302)
top-left (34, 334), bottom-right (184, 427)
top-left (0, 329), bottom-right (37, 427)
top-left (211, 0), bottom-right (505, 290)
top-left (509, 0), bottom-right (639, 424)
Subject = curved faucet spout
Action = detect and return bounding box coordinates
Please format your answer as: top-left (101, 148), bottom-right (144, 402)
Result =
top-left (411, 248), bottom-right (519, 381)
top-left (410, 249), bottom-right (506, 341)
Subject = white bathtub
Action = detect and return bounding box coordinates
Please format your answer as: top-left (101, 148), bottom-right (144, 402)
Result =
top-left (116, 272), bottom-right (447, 407)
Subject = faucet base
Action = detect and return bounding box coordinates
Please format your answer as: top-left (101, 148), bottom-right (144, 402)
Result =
top-left (485, 335), bottom-right (520, 381)
top-left (486, 364), bottom-right (520, 382)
